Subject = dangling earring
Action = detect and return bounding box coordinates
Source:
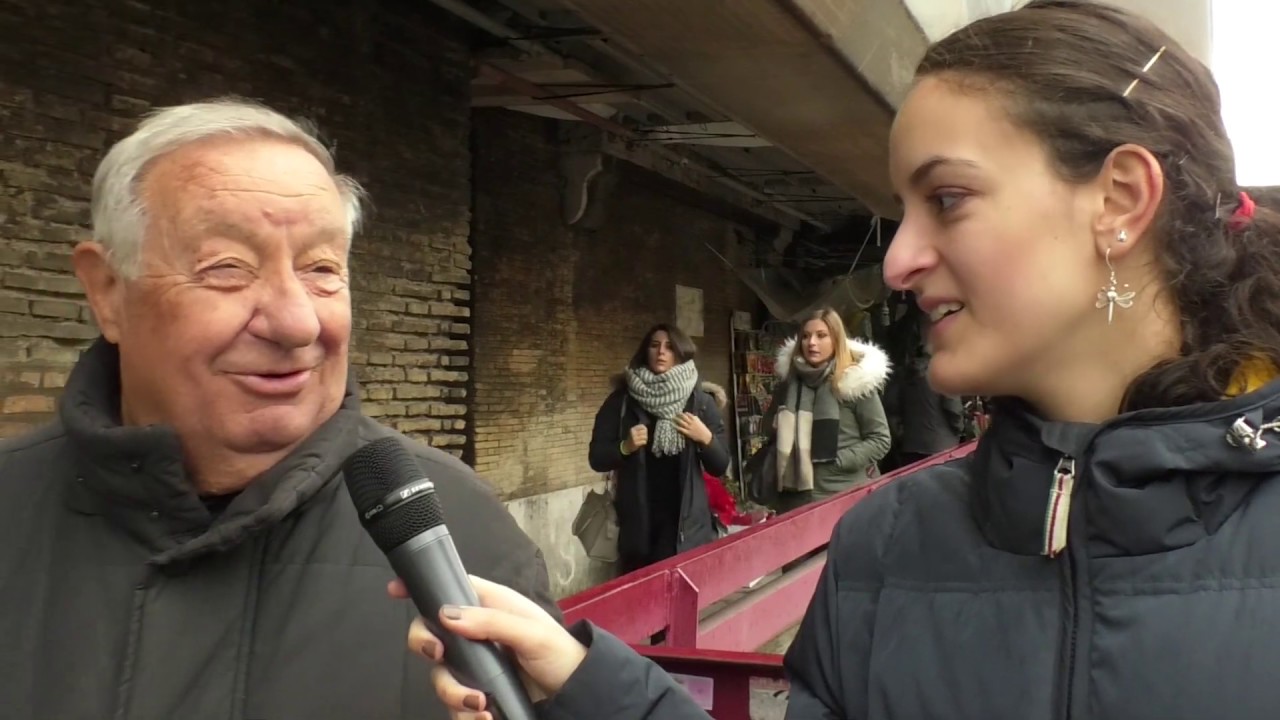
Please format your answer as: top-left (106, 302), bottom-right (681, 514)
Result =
top-left (1095, 235), bottom-right (1134, 324)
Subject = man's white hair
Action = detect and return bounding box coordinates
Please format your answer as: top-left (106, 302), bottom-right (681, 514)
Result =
top-left (90, 96), bottom-right (366, 277)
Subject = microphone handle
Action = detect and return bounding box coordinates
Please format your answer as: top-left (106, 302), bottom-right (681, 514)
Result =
top-left (387, 527), bottom-right (538, 720)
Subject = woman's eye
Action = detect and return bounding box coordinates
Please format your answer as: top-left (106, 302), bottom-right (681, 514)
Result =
top-left (931, 191), bottom-right (967, 213)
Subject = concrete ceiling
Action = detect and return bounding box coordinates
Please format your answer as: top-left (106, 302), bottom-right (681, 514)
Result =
top-left (449, 0), bottom-right (1214, 231)
top-left (551, 0), bottom-right (922, 219)
top-left (443, 0), bottom-right (924, 229)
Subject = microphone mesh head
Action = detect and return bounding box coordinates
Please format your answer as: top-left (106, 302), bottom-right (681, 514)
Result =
top-left (341, 437), bottom-right (446, 552)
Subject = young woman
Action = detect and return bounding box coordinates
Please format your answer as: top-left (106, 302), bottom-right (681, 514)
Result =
top-left (767, 307), bottom-right (891, 512)
top-left (403, 2), bottom-right (1280, 718)
top-left (586, 323), bottom-right (730, 573)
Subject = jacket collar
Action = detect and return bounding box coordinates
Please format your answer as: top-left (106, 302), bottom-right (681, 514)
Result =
top-left (973, 383), bottom-right (1280, 557)
top-left (60, 338), bottom-right (366, 565)
top-left (774, 338), bottom-right (891, 401)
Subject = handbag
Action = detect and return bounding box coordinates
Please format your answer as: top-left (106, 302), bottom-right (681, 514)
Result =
top-left (572, 396), bottom-right (627, 563)
top-left (743, 439), bottom-right (779, 507)
top-left (572, 478), bottom-right (620, 563)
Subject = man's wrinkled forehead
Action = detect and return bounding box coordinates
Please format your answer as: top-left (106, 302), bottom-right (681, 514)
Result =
top-left (142, 138), bottom-right (349, 248)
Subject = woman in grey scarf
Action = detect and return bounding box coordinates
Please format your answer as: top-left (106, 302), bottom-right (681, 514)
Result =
top-left (587, 324), bottom-right (731, 573)
top-left (766, 307), bottom-right (893, 512)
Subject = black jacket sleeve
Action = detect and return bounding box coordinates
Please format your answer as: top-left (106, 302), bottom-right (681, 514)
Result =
top-left (538, 622), bottom-right (712, 720)
top-left (696, 392), bottom-right (731, 477)
top-left (588, 391), bottom-right (628, 474)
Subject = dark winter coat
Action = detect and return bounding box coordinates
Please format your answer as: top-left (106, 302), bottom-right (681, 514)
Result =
top-left (535, 378), bottom-right (1280, 720)
top-left (588, 377), bottom-right (730, 567)
top-left (0, 339), bottom-right (558, 720)
top-left (897, 360), bottom-right (965, 455)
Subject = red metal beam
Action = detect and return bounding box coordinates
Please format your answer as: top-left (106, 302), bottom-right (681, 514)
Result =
top-left (560, 571), bottom-right (670, 640)
top-left (696, 554), bottom-right (825, 652)
top-left (636, 647), bottom-right (786, 720)
top-left (559, 444), bottom-right (977, 648)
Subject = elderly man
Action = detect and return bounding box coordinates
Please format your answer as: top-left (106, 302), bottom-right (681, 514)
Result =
top-left (0, 98), bottom-right (556, 719)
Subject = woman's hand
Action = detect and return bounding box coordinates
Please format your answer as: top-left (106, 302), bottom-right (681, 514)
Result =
top-left (675, 412), bottom-right (713, 446)
top-left (623, 424), bottom-right (649, 454)
top-left (389, 576), bottom-right (587, 719)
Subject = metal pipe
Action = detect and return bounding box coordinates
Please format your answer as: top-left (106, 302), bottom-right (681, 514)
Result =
top-left (423, 0), bottom-right (549, 57)
top-left (478, 62), bottom-right (828, 229)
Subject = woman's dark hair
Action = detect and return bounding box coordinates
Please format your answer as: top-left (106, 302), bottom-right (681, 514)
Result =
top-left (629, 323), bottom-right (697, 369)
top-left (919, 0), bottom-right (1280, 410)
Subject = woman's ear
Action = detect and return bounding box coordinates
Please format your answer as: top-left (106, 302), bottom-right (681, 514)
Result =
top-left (1092, 143), bottom-right (1164, 261)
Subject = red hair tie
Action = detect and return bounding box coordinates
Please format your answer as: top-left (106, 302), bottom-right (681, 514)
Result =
top-left (1227, 191), bottom-right (1256, 233)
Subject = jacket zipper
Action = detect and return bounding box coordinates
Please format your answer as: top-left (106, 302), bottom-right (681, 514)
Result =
top-left (1047, 455), bottom-right (1081, 720)
top-left (1062, 546), bottom-right (1080, 720)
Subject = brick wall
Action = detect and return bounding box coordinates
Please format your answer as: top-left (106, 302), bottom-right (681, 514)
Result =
top-left (0, 0), bottom-right (475, 450)
top-left (471, 109), bottom-right (763, 499)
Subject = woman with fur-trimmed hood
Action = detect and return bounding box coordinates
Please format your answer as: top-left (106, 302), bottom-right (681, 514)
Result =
top-left (588, 324), bottom-right (731, 573)
top-left (766, 307), bottom-right (892, 511)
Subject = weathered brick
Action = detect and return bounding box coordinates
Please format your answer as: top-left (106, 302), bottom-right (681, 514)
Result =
top-left (428, 302), bottom-right (468, 318)
top-left (428, 369), bottom-right (467, 383)
top-left (31, 299), bottom-right (81, 319)
top-left (0, 295), bottom-right (29, 314)
top-left (392, 353), bottom-right (439, 368)
top-left (0, 0), bottom-right (484, 443)
top-left (2, 394), bottom-right (55, 414)
top-left (359, 366), bottom-right (405, 383)
top-left (41, 370), bottom-right (67, 388)
top-left (394, 385), bottom-right (437, 400)
top-left (25, 342), bottom-right (81, 364)
top-left (0, 370), bottom-right (41, 388)
top-left (469, 109), bottom-right (758, 499)
top-left (396, 418), bottom-right (442, 433)
top-left (3, 271), bottom-right (82, 295)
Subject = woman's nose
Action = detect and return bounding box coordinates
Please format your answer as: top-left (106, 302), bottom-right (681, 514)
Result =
top-left (882, 219), bottom-right (938, 292)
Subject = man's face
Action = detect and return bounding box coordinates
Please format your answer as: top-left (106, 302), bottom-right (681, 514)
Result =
top-left (88, 135), bottom-right (352, 461)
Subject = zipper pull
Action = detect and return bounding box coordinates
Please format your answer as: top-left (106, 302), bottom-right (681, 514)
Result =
top-left (1042, 456), bottom-right (1076, 558)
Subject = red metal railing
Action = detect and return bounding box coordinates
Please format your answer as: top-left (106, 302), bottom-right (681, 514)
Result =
top-left (558, 444), bottom-right (975, 718)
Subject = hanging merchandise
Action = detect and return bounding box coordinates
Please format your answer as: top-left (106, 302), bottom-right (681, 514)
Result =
top-left (727, 318), bottom-right (790, 498)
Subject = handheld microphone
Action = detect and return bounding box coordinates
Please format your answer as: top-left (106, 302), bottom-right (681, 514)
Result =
top-left (342, 437), bottom-right (536, 720)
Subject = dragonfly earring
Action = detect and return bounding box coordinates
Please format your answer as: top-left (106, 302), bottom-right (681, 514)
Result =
top-left (1096, 235), bottom-right (1134, 324)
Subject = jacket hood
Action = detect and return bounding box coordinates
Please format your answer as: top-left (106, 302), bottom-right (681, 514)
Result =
top-left (610, 372), bottom-right (727, 410)
top-left (973, 381), bottom-right (1280, 557)
top-left (58, 337), bottom-right (365, 564)
top-left (775, 337), bottom-right (891, 401)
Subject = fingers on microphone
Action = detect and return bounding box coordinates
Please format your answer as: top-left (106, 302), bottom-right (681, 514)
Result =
top-left (387, 578), bottom-right (409, 599)
top-left (407, 617), bottom-right (443, 661)
top-left (469, 575), bottom-right (549, 620)
top-left (431, 665), bottom-right (490, 719)
top-left (439, 603), bottom-right (540, 649)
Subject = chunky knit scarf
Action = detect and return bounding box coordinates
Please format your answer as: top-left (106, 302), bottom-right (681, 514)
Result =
top-left (626, 360), bottom-right (700, 457)
top-left (776, 356), bottom-right (842, 492)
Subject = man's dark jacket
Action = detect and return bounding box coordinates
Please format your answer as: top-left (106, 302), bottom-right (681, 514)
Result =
top-left (0, 339), bottom-right (557, 720)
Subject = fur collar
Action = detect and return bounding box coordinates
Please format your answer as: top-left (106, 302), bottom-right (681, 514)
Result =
top-left (775, 337), bottom-right (891, 401)
top-left (609, 372), bottom-right (728, 411)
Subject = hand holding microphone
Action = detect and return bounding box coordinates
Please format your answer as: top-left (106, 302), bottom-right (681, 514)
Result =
top-left (342, 437), bottom-right (561, 720)
top-left (389, 576), bottom-right (588, 718)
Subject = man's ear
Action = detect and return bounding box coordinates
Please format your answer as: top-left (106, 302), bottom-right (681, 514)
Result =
top-left (71, 241), bottom-right (124, 343)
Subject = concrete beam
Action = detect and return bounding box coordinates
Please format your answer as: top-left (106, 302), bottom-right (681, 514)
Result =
top-left (556, 0), bottom-right (922, 218)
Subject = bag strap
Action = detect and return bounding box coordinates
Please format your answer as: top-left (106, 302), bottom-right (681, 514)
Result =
top-left (605, 394), bottom-right (628, 498)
